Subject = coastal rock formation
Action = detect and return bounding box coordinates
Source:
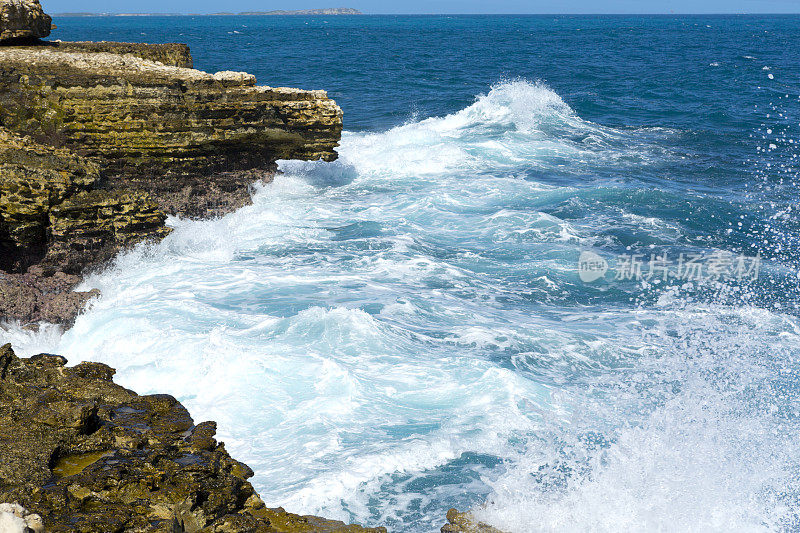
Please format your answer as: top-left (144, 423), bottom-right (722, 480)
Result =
top-left (0, 46), bottom-right (343, 200)
top-left (0, 128), bottom-right (100, 272)
top-left (0, 0), bottom-right (51, 43)
top-left (0, 36), bottom-right (342, 325)
top-left (43, 40), bottom-right (194, 67)
top-left (441, 509), bottom-right (505, 533)
top-left (0, 271), bottom-right (99, 327)
top-left (0, 344), bottom-right (386, 532)
top-left (0, 129), bottom-right (169, 274)
top-left (0, 129), bottom-right (167, 325)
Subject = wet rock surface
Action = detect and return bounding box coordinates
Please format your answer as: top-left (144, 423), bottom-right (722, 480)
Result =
top-left (0, 344), bottom-right (386, 532)
top-left (441, 509), bottom-right (505, 533)
top-left (0, 129), bottom-right (168, 326)
top-left (0, 270), bottom-right (99, 327)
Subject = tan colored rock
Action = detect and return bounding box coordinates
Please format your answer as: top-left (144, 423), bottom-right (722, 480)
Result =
top-left (0, 128), bottom-right (101, 271)
top-left (0, 129), bottom-right (169, 275)
top-left (45, 188), bottom-right (171, 272)
top-left (442, 508), bottom-right (506, 533)
top-left (0, 40), bottom-right (342, 326)
top-left (0, 46), bottom-right (343, 181)
top-left (43, 40), bottom-right (194, 67)
top-left (0, 503), bottom-right (44, 533)
top-left (213, 69), bottom-right (257, 85)
top-left (0, 0), bottom-right (51, 43)
top-left (0, 129), bottom-right (169, 325)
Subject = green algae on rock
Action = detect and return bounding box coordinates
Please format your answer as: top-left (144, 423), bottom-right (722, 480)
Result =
top-left (0, 46), bottom-right (343, 180)
top-left (0, 128), bottom-right (168, 325)
top-left (0, 343), bottom-right (386, 532)
top-left (441, 509), bottom-right (506, 533)
top-left (0, 32), bottom-right (343, 325)
top-left (0, 128), bottom-right (101, 271)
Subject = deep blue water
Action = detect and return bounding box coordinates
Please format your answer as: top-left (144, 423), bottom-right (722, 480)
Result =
top-left (4, 14), bottom-right (800, 531)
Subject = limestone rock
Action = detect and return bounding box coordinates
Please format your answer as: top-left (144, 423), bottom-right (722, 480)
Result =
top-left (0, 0), bottom-right (51, 43)
top-left (45, 188), bottom-right (171, 273)
top-left (0, 129), bottom-right (169, 275)
top-left (0, 270), bottom-right (99, 326)
top-left (0, 502), bottom-right (44, 533)
top-left (0, 128), bottom-right (101, 271)
top-left (45, 41), bottom-right (194, 67)
top-left (0, 39), bottom-right (341, 324)
top-left (47, 41), bottom-right (193, 68)
top-left (0, 129), bottom-right (169, 325)
top-left (213, 70), bottom-right (256, 85)
top-left (441, 509), bottom-right (506, 533)
top-left (0, 46), bottom-right (343, 183)
top-left (0, 344), bottom-right (386, 533)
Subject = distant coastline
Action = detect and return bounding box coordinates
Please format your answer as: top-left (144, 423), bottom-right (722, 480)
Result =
top-left (53, 7), bottom-right (362, 16)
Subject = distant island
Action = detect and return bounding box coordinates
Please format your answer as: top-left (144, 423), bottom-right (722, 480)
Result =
top-left (239, 8), bottom-right (361, 15)
top-left (54, 8), bottom-right (363, 16)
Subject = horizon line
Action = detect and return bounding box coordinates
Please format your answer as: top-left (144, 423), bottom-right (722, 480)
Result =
top-left (50, 11), bottom-right (800, 16)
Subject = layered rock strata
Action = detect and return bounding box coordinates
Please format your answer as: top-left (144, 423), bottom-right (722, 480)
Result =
top-left (0, 46), bottom-right (342, 187)
top-left (0, 40), bottom-right (342, 325)
top-left (0, 129), bottom-right (169, 274)
top-left (0, 129), bottom-right (168, 325)
top-left (0, 343), bottom-right (385, 532)
top-left (42, 40), bottom-right (193, 67)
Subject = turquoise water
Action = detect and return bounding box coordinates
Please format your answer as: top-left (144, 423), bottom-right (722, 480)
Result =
top-left (4, 15), bottom-right (800, 531)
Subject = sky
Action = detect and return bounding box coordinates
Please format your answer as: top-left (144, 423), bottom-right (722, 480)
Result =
top-left (45, 0), bottom-right (800, 14)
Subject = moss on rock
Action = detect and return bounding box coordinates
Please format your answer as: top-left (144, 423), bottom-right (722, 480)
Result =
top-left (0, 344), bottom-right (386, 533)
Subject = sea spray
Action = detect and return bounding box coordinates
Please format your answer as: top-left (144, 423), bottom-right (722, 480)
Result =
top-left (3, 80), bottom-right (799, 531)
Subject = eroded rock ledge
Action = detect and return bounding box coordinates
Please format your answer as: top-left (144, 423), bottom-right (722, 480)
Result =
top-left (0, 343), bottom-right (385, 532)
top-left (0, 46), bottom-right (342, 178)
top-left (0, 39), bottom-right (342, 325)
top-left (0, 128), bottom-right (168, 325)
top-left (0, 0), bottom-right (51, 43)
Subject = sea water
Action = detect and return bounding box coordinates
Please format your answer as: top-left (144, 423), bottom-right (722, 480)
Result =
top-left (3, 15), bottom-right (800, 532)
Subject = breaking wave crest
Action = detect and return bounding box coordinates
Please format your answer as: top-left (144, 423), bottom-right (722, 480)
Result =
top-left (3, 81), bottom-right (799, 532)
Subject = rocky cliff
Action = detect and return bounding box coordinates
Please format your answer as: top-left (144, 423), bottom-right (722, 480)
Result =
top-left (0, 0), bottom-right (50, 42)
top-left (0, 344), bottom-right (385, 533)
top-left (0, 28), bottom-right (342, 326)
top-left (0, 47), bottom-right (342, 175)
top-left (0, 4), bottom-right (395, 532)
top-left (440, 509), bottom-right (505, 533)
top-left (0, 129), bottom-right (169, 274)
top-left (0, 127), bottom-right (170, 325)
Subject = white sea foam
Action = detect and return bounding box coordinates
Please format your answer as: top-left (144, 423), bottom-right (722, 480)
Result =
top-left (475, 306), bottom-right (800, 532)
top-left (2, 81), bottom-right (796, 531)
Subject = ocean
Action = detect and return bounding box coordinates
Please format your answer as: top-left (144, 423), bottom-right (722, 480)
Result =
top-left (4, 14), bottom-right (800, 532)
